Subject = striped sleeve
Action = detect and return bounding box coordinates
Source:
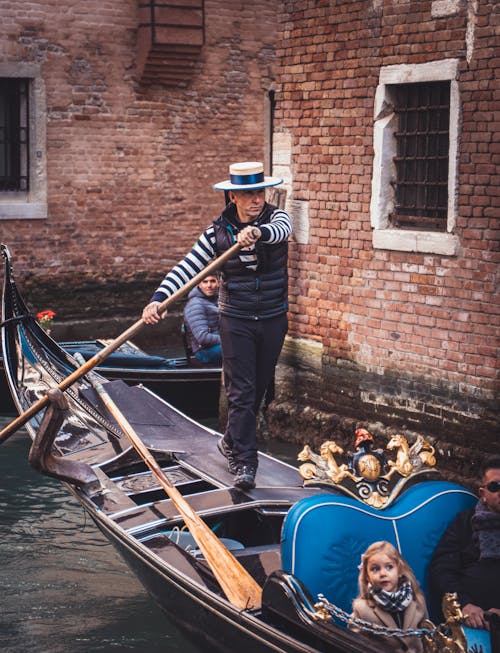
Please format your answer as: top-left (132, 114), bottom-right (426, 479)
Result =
top-left (151, 226), bottom-right (217, 301)
top-left (259, 207), bottom-right (292, 243)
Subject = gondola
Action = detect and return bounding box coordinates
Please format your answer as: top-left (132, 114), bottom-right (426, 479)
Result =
top-left (0, 243), bottom-right (495, 653)
top-left (0, 340), bottom-right (221, 418)
top-left (0, 282), bottom-right (222, 419)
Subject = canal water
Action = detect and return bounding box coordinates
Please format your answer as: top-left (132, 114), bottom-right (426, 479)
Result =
top-left (0, 418), bottom-right (204, 653)
top-left (0, 414), bottom-right (298, 653)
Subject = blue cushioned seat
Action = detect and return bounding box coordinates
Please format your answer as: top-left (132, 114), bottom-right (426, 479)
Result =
top-left (68, 347), bottom-right (172, 368)
top-left (281, 481), bottom-right (477, 616)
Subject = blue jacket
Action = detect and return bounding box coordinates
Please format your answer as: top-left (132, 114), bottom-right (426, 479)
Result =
top-left (183, 286), bottom-right (220, 354)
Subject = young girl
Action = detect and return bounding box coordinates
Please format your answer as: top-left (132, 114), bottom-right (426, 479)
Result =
top-left (351, 541), bottom-right (428, 653)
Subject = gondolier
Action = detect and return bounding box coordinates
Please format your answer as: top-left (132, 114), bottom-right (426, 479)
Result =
top-left (142, 161), bottom-right (291, 490)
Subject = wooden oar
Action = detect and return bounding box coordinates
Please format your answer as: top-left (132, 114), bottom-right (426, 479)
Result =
top-left (0, 241), bottom-right (242, 444)
top-left (75, 355), bottom-right (262, 610)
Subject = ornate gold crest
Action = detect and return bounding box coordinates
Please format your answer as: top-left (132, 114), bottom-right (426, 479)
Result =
top-left (298, 429), bottom-right (438, 508)
top-left (422, 593), bottom-right (468, 653)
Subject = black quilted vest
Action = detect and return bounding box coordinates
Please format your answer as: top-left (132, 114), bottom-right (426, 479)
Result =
top-left (213, 202), bottom-right (288, 320)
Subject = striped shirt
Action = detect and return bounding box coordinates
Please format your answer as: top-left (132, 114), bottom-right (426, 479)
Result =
top-left (152, 206), bottom-right (292, 302)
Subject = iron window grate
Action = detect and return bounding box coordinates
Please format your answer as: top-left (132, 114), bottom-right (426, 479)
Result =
top-left (390, 81), bottom-right (450, 230)
top-left (0, 78), bottom-right (29, 192)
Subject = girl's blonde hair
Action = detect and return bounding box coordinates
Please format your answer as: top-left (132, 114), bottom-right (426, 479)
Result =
top-left (357, 541), bottom-right (424, 601)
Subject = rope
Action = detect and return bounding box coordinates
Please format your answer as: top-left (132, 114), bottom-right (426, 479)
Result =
top-left (0, 313), bottom-right (32, 328)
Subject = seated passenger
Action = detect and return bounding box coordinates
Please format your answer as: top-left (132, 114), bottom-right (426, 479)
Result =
top-left (183, 274), bottom-right (222, 365)
top-left (351, 540), bottom-right (428, 653)
top-left (429, 455), bottom-right (500, 630)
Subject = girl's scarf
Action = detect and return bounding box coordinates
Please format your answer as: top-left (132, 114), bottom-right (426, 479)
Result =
top-left (368, 579), bottom-right (413, 613)
top-left (471, 500), bottom-right (500, 560)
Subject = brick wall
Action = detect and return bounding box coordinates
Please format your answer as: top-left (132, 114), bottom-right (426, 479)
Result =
top-left (0, 0), bottom-right (278, 316)
top-left (1, 1), bottom-right (498, 469)
top-left (272, 0), bottom-right (499, 466)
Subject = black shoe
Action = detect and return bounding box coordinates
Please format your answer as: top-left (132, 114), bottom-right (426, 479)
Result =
top-left (234, 465), bottom-right (256, 490)
top-left (217, 438), bottom-right (238, 475)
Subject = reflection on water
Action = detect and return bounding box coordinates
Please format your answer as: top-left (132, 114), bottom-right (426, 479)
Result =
top-left (0, 421), bottom-right (203, 653)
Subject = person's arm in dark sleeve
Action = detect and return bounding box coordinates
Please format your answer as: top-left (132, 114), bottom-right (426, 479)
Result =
top-left (429, 510), bottom-right (474, 608)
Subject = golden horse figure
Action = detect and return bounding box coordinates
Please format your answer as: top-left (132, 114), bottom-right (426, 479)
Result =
top-left (298, 441), bottom-right (357, 484)
top-left (319, 441), bottom-right (358, 483)
top-left (422, 593), bottom-right (468, 653)
top-left (386, 434), bottom-right (414, 477)
top-left (298, 430), bottom-right (438, 507)
top-left (386, 434), bottom-right (437, 480)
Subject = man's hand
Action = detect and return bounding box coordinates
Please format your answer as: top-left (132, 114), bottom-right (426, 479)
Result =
top-left (237, 226), bottom-right (261, 248)
top-left (142, 301), bottom-right (166, 325)
top-left (462, 603), bottom-right (487, 629)
top-left (485, 608), bottom-right (500, 630)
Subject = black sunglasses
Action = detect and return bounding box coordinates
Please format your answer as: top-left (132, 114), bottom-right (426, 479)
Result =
top-left (481, 480), bottom-right (500, 493)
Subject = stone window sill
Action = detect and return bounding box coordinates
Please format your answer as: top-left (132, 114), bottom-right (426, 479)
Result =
top-left (0, 201), bottom-right (48, 220)
top-left (372, 229), bottom-right (460, 256)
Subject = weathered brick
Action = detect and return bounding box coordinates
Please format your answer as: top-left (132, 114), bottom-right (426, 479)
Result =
top-left (2, 0), bottom-right (497, 466)
top-left (272, 0), bottom-right (498, 457)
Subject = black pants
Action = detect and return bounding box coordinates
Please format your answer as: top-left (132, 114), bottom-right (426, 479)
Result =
top-left (219, 313), bottom-right (288, 468)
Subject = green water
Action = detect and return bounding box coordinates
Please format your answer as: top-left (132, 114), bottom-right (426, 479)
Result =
top-left (0, 416), bottom-right (298, 653)
top-left (0, 423), bottom-right (203, 653)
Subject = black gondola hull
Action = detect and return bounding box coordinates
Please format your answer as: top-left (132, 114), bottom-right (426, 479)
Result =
top-left (88, 507), bottom-right (359, 653)
top-left (0, 347), bottom-right (221, 418)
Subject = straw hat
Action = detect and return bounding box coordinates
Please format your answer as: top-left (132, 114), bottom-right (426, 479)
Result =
top-left (213, 161), bottom-right (283, 191)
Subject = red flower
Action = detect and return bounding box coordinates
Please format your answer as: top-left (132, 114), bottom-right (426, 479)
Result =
top-left (37, 310), bottom-right (56, 331)
top-left (37, 309), bottom-right (56, 322)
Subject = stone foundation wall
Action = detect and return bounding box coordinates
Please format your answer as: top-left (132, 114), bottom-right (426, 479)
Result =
top-left (265, 337), bottom-right (497, 489)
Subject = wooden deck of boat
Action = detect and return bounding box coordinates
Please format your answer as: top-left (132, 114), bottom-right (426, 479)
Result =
top-left (81, 380), bottom-right (308, 498)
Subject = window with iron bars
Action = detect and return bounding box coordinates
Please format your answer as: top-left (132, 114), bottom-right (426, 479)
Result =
top-left (0, 78), bottom-right (29, 192)
top-left (390, 81), bottom-right (450, 231)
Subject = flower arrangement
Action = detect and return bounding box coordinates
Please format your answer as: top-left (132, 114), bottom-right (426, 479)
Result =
top-left (37, 309), bottom-right (56, 333)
